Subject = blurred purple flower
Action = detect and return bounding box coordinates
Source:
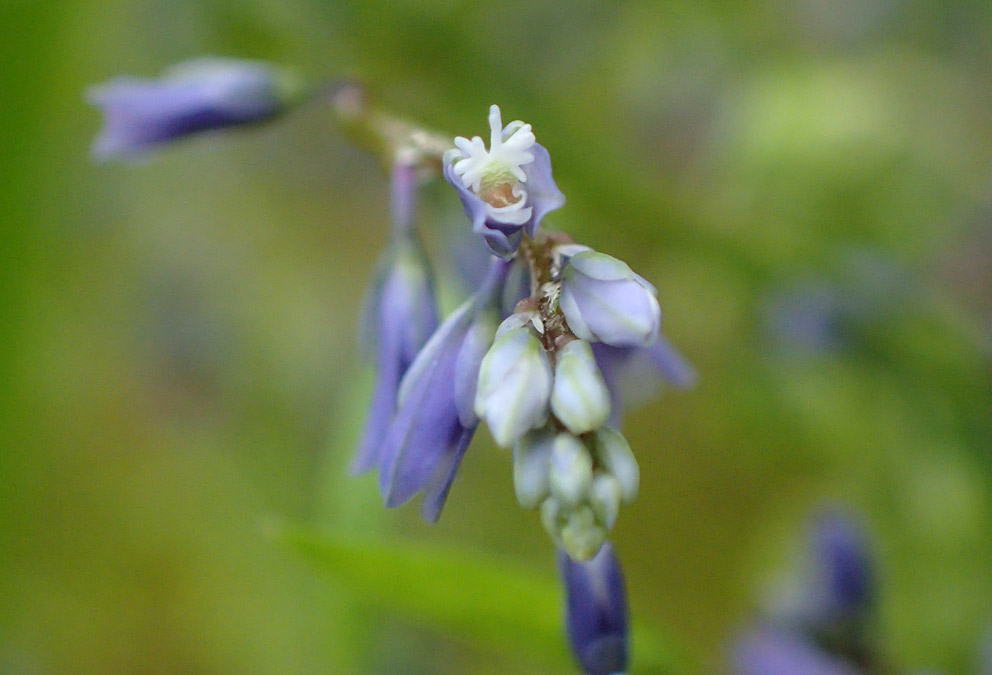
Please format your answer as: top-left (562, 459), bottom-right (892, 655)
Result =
top-left (351, 238), bottom-right (438, 474)
top-left (810, 510), bottom-right (874, 622)
top-left (443, 105), bottom-right (564, 258)
top-left (87, 57), bottom-right (306, 160)
top-left (731, 628), bottom-right (858, 675)
top-left (592, 336), bottom-right (695, 425)
top-left (376, 258), bottom-right (510, 522)
top-left (559, 541), bottom-right (629, 675)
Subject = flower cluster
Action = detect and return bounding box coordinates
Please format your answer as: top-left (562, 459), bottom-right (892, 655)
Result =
top-left (87, 71), bottom-right (694, 674)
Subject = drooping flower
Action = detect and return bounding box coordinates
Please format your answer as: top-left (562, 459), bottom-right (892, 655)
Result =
top-left (351, 236), bottom-right (438, 474)
top-left (86, 57), bottom-right (307, 160)
top-left (443, 105), bottom-right (565, 258)
top-left (559, 541), bottom-right (629, 675)
top-left (591, 336), bottom-right (696, 425)
top-left (376, 258), bottom-right (509, 522)
top-left (558, 251), bottom-right (661, 347)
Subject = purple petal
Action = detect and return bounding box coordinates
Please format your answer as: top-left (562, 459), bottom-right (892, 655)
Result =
top-left (351, 244), bottom-right (438, 474)
top-left (811, 510), bottom-right (873, 617)
top-left (453, 309), bottom-right (499, 427)
top-left (559, 542), bottom-right (628, 675)
top-left (87, 58), bottom-right (299, 160)
top-left (731, 628), bottom-right (858, 675)
top-left (420, 425), bottom-right (476, 523)
top-left (351, 326), bottom-right (402, 474)
top-left (378, 322), bottom-right (467, 507)
top-left (521, 143), bottom-right (565, 238)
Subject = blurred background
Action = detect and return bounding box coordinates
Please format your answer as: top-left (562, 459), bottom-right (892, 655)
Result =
top-left (2, 0), bottom-right (991, 673)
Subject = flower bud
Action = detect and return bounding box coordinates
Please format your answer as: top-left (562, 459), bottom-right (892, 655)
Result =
top-left (87, 57), bottom-right (307, 160)
top-left (559, 541), bottom-right (629, 675)
top-left (561, 506), bottom-right (607, 561)
top-left (593, 427), bottom-right (639, 504)
top-left (513, 427), bottom-right (555, 509)
top-left (590, 474), bottom-right (621, 530)
top-left (551, 339), bottom-right (611, 434)
top-left (541, 496), bottom-right (564, 543)
top-left (559, 251), bottom-right (661, 347)
top-left (549, 433), bottom-right (594, 508)
top-left (474, 324), bottom-right (553, 447)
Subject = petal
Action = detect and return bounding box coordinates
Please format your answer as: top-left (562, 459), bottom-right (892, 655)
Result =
top-left (568, 251), bottom-right (637, 283)
top-left (731, 628), bottom-right (858, 675)
top-left (87, 58), bottom-right (301, 160)
top-left (558, 541), bottom-right (628, 675)
top-left (419, 425), bottom-right (476, 523)
top-left (350, 327), bottom-right (402, 474)
top-left (521, 143), bottom-right (565, 238)
top-left (453, 308), bottom-right (499, 427)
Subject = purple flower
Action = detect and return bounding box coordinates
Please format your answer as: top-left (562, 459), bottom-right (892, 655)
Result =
top-left (559, 541), bottom-right (629, 675)
top-left (591, 336), bottom-right (696, 425)
top-left (443, 105), bottom-right (565, 258)
top-left (86, 57), bottom-right (306, 160)
top-left (810, 510), bottom-right (874, 622)
top-left (351, 238), bottom-right (439, 474)
top-left (731, 628), bottom-right (858, 675)
top-left (376, 258), bottom-right (510, 522)
top-left (559, 251), bottom-right (661, 347)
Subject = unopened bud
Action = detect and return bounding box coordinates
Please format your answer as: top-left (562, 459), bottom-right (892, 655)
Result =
top-left (593, 427), bottom-right (639, 504)
top-left (475, 324), bottom-right (553, 447)
top-left (551, 339), bottom-right (611, 434)
top-left (513, 427), bottom-right (554, 509)
top-left (549, 433), bottom-right (594, 508)
top-left (561, 505), bottom-right (607, 561)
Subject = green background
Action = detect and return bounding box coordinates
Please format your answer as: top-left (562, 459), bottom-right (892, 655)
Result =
top-left (1, 0), bottom-right (991, 672)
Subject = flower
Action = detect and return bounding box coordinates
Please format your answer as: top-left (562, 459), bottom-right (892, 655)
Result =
top-left (558, 251), bottom-right (661, 347)
top-left (443, 105), bottom-right (565, 258)
top-left (808, 510), bottom-right (874, 624)
top-left (376, 259), bottom-right (509, 522)
top-left (474, 320), bottom-right (554, 448)
top-left (351, 237), bottom-right (438, 474)
top-left (559, 541), bottom-right (629, 675)
top-left (731, 628), bottom-right (859, 675)
top-left (730, 509), bottom-right (880, 674)
top-left (86, 57), bottom-right (307, 160)
top-left (591, 336), bottom-right (696, 425)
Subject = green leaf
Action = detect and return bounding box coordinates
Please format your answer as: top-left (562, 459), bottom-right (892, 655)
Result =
top-left (268, 522), bottom-right (686, 673)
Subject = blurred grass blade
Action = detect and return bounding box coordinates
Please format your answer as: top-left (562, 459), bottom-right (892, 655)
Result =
top-left (269, 522), bottom-right (685, 673)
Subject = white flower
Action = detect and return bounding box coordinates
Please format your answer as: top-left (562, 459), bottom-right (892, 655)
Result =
top-left (450, 105), bottom-right (536, 226)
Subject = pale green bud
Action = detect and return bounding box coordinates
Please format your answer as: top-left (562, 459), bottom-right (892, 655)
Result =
top-left (590, 473), bottom-right (622, 530)
top-left (561, 505), bottom-right (607, 561)
top-left (475, 325), bottom-right (553, 447)
top-left (513, 427), bottom-right (554, 509)
top-left (540, 496), bottom-right (564, 543)
top-left (549, 433), bottom-right (594, 508)
top-left (593, 427), bottom-right (639, 504)
top-left (551, 339), bottom-right (611, 435)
